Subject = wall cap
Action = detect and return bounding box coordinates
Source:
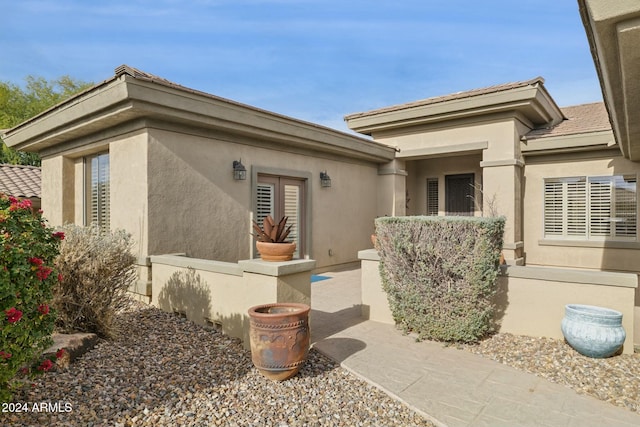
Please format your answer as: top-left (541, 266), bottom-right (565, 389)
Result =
top-left (238, 259), bottom-right (316, 276)
top-left (358, 248), bottom-right (381, 261)
top-left (150, 254), bottom-right (243, 276)
top-left (504, 265), bottom-right (638, 288)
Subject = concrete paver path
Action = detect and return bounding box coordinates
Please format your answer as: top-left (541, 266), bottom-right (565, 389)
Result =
top-left (311, 268), bottom-right (640, 427)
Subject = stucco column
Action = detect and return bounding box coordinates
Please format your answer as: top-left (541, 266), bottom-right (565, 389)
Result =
top-left (377, 159), bottom-right (407, 217)
top-left (41, 156), bottom-right (74, 226)
top-left (480, 160), bottom-right (524, 264)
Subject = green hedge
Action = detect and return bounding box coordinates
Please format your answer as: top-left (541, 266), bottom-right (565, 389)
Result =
top-left (376, 216), bottom-right (505, 343)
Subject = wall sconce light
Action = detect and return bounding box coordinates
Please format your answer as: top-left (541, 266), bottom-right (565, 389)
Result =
top-left (320, 171), bottom-right (331, 187)
top-left (233, 159), bottom-right (247, 180)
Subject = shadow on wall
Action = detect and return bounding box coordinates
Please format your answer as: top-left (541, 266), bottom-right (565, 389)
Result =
top-left (157, 268), bottom-right (212, 326)
top-left (492, 273), bottom-right (510, 334)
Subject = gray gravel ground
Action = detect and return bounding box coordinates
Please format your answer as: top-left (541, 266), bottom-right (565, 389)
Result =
top-left (459, 333), bottom-right (640, 413)
top-left (6, 303), bottom-right (434, 427)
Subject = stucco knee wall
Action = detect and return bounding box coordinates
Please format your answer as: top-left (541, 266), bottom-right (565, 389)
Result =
top-left (149, 254), bottom-right (314, 348)
top-left (496, 266), bottom-right (637, 354)
top-left (358, 251), bottom-right (637, 354)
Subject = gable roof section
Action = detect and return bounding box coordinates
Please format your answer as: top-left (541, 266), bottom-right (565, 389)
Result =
top-left (521, 102), bottom-right (615, 156)
top-left (344, 77), bottom-right (565, 136)
top-left (526, 102), bottom-right (611, 139)
top-left (2, 65), bottom-right (396, 163)
top-left (0, 164), bottom-right (41, 198)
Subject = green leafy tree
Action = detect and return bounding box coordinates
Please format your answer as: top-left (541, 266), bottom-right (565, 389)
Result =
top-left (0, 76), bottom-right (93, 166)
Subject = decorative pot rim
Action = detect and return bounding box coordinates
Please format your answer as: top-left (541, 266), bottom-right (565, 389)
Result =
top-left (565, 304), bottom-right (622, 319)
top-left (248, 302), bottom-right (310, 319)
top-left (255, 241), bottom-right (296, 246)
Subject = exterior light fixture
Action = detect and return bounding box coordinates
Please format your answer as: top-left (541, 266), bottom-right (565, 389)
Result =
top-left (233, 159), bottom-right (247, 180)
top-left (320, 171), bottom-right (331, 187)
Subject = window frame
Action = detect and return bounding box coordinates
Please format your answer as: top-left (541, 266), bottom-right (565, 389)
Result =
top-left (543, 174), bottom-right (637, 242)
top-left (84, 152), bottom-right (110, 233)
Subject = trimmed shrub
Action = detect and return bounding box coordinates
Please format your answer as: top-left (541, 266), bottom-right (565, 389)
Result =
top-left (0, 195), bottom-right (62, 401)
top-left (376, 215), bottom-right (505, 343)
top-left (53, 224), bottom-right (136, 338)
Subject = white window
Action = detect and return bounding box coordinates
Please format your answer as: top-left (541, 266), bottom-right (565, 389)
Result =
top-left (85, 152), bottom-right (110, 232)
top-left (544, 175), bottom-right (637, 240)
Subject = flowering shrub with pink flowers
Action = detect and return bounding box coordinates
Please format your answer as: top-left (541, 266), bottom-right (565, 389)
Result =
top-left (0, 194), bottom-right (63, 401)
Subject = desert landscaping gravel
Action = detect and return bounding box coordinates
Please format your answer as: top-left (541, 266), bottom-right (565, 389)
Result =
top-left (7, 301), bottom-right (639, 426)
top-left (6, 302), bottom-right (434, 427)
top-left (459, 333), bottom-right (640, 412)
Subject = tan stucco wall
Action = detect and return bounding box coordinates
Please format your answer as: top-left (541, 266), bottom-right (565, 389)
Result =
top-left (150, 255), bottom-right (314, 348)
top-left (523, 153), bottom-right (640, 272)
top-left (494, 270), bottom-right (636, 354)
top-left (109, 133), bottom-right (149, 257)
top-left (146, 128), bottom-right (379, 269)
top-left (359, 252), bottom-right (637, 353)
top-left (41, 156), bottom-right (75, 226)
top-left (376, 117), bottom-right (525, 261)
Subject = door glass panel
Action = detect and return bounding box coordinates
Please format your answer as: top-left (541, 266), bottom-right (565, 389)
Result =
top-left (256, 183), bottom-right (275, 227)
top-left (284, 184), bottom-right (300, 258)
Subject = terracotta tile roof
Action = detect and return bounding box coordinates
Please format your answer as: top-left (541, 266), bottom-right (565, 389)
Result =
top-left (526, 102), bottom-right (611, 139)
top-left (0, 164), bottom-right (41, 198)
top-left (344, 77), bottom-right (546, 120)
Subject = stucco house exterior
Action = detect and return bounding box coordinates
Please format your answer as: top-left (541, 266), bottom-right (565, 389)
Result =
top-left (2, 49), bottom-right (639, 349)
top-left (1, 65), bottom-right (398, 309)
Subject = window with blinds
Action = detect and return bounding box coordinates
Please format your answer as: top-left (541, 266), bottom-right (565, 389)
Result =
top-left (543, 175), bottom-right (637, 240)
top-left (256, 183), bottom-right (275, 227)
top-left (85, 152), bottom-right (110, 233)
top-left (426, 178), bottom-right (438, 216)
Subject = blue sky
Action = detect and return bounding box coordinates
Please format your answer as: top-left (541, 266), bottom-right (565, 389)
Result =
top-left (2, 0), bottom-right (600, 133)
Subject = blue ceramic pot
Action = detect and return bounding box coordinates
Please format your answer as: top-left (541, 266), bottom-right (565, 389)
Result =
top-left (561, 304), bottom-right (625, 358)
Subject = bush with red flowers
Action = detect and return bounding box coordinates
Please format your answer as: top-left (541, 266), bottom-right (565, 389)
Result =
top-left (0, 194), bottom-right (62, 401)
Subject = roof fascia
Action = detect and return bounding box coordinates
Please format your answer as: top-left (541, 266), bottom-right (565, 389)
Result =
top-left (3, 74), bottom-right (395, 163)
top-left (578, 0), bottom-right (640, 161)
top-left (521, 130), bottom-right (615, 155)
top-left (346, 83), bottom-right (563, 136)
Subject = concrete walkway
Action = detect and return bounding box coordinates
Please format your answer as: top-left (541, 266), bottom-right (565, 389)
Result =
top-left (310, 268), bottom-right (640, 427)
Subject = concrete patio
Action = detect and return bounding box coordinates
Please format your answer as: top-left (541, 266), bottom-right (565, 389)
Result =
top-left (310, 268), bottom-right (640, 427)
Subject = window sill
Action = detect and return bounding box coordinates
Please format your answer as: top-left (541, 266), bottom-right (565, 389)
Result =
top-left (538, 239), bottom-right (640, 249)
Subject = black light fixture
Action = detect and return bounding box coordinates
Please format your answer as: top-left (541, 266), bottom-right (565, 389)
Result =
top-left (320, 171), bottom-right (331, 187)
top-left (233, 159), bottom-right (247, 180)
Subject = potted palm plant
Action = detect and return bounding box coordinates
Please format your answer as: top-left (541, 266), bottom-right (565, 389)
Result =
top-left (251, 215), bottom-right (296, 261)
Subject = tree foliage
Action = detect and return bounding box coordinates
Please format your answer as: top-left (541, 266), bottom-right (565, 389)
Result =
top-left (0, 76), bottom-right (93, 166)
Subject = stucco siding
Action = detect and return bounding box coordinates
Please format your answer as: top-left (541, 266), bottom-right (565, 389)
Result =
top-left (523, 153), bottom-right (640, 272)
top-left (146, 128), bottom-right (379, 269)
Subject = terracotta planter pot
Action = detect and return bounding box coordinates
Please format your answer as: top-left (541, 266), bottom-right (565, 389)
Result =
top-left (248, 302), bottom-right (310, 381)
top-left (256, 241), bottom-right (296, 261)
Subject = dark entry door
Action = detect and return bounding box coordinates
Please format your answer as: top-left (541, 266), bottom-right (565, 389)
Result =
top-left (445, 174), bottom-right (474, 216)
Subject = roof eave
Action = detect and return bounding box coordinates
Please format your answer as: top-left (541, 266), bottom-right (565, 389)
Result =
top-left (345, 83), bottom-right (564, 136)
top-left (2, 72), bottom-right (395, 163)
top-left (578, 0), bottom-right (640, 161)
top-left (522, 129), bottom-right (615, 155)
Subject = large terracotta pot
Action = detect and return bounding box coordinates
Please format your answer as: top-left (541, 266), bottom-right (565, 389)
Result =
top-left (248, 302), bottom-right (310, 381)
top-left (561, 304), bottom-right (626, 358)
top-left (256, 241), bottom-right (296, 261)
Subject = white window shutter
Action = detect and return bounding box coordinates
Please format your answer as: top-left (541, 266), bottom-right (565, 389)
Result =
top-left (544, 180), bottom-right (564, 237)
top-left (589, 177), bottom-right (612, 237)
